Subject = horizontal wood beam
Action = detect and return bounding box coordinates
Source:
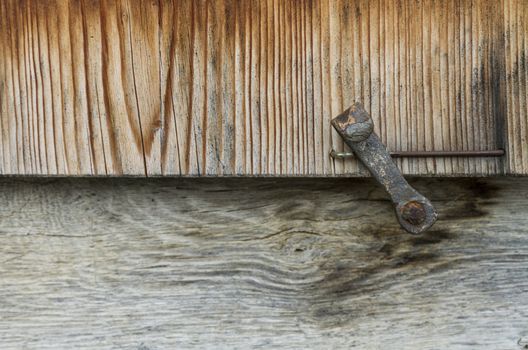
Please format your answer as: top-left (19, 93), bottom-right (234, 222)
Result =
top-left (0, 178), bottom-right (527, 348)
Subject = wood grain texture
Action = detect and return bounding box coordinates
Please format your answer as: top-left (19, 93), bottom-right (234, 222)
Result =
top-left (0, 178), bottom-right (527, 349)
top-left (503, 0), bottom-right (528, 174)
top-left (0, 0), bottom-right (526, 176)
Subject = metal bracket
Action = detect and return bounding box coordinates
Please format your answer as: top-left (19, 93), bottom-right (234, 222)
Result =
top-left (331, 102), bottom-right (437, 234)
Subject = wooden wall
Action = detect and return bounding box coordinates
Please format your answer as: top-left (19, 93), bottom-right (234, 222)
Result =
top-left (0, 177), bottom-right (527, 348)
top-left (0, 0), bottom-right (526, 176)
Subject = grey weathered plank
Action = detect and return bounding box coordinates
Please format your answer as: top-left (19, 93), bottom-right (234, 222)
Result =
top-left (0, 178), bottom-right (527, 349)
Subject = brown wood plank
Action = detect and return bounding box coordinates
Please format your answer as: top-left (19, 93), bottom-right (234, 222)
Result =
top-left (0, 177), bottom-right (527, 348)
top-left (0, 0), bottom-right (526, 176)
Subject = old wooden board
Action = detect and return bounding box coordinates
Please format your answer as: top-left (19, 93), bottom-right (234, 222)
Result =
top-left (0, 0), bottom-right (527, 176)
top-left (0, 177), bottom-right (527, 349)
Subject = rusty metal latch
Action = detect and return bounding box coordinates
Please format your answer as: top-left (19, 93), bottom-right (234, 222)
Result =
top-left (331, 103), bottom-right (437, 234)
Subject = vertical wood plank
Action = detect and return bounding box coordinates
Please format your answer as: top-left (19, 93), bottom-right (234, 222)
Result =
top-left (0, 0), bottom-right (525, 176)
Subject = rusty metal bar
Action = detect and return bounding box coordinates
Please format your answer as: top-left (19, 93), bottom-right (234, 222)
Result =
top-left (331, 103), bottom-right (438, 234)
top-left (330, 149), bottom-right (505, 159)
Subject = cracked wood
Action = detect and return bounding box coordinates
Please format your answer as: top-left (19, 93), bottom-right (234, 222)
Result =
top-left (0, 0), bottom-right (526, 175)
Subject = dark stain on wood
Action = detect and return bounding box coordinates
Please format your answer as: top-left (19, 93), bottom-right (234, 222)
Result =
top-left (410, 229), bottom-right (454, 246)
top-left (466, 179), bottom-right (500, 199)
top-left (300, 178), bottom-right (506, 326)
top-left (443, 201), bottom-right (488, 220)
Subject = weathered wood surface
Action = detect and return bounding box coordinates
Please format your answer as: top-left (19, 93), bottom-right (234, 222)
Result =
top-left (0, 0), bottom-right (526, 176)
top-left (0, 177), bottom-right (527, 349)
